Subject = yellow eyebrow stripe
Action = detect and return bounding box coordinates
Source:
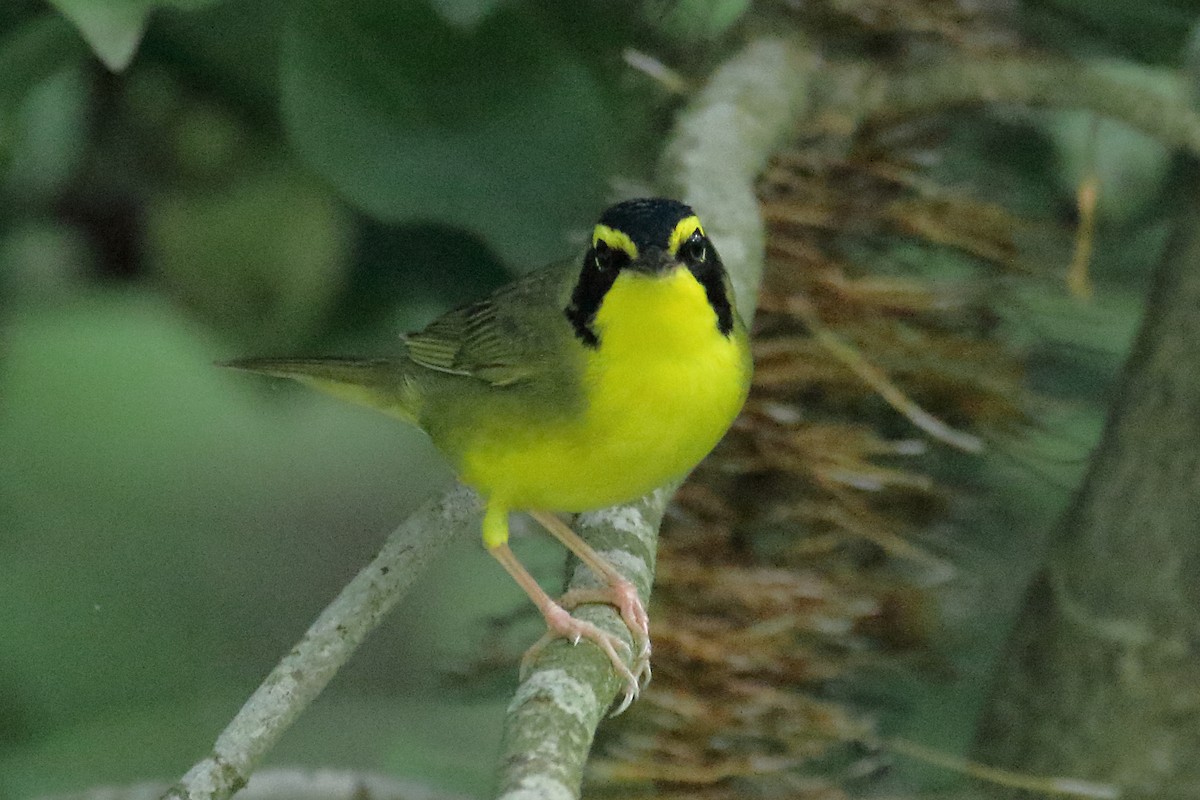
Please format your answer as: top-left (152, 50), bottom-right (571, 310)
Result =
top-left (667, 215), bottom-right (703, 256)
top-left (592, 224), bottom-right (638, 259)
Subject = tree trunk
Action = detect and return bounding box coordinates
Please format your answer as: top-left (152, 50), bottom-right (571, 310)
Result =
top-left (972, 163), bottom-right (1200, 800)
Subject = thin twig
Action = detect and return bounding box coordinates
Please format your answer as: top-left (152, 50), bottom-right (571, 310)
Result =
top-left (1067, 116), bottom-right (1100, 300)
top-left (47, 768), bottom-right (473, 800)
top-left (160, 486), bottom-right (481, 800)
top-left (793, 298), bottom-right (984, 453)
top-left (887, 738), bottom-right (1120, 799)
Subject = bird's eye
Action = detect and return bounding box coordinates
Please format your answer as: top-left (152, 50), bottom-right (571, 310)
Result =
top-left (678, 232), bottom-right (707, 264)
top-left (592, 240), bottom-right (625, 272)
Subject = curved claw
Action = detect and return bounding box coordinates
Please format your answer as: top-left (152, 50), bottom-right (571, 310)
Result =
top-left (523, 511), bottom-right (653, 708)
top-left (560, 580), bottom-right (652, 690)
top-left (520, 603), bottom-right (641, 713)
top-left (488, 540), bottom-right (646, 714)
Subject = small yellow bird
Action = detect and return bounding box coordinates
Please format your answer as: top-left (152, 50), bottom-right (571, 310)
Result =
top-left (226, 198), bottom-right (752, 711)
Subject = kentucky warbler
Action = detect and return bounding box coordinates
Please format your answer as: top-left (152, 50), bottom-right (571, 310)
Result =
top-left (225, 198), bottom-right (752, 712)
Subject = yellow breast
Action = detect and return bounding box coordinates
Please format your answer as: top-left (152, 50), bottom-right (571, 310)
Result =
top-left (462, 267), bottom-right (751, 513)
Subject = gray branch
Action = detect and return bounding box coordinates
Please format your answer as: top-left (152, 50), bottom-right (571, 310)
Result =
top-left (862, 57), bottom-right (1200, 158)
top-left (160, 486), bottom-right (481, 800)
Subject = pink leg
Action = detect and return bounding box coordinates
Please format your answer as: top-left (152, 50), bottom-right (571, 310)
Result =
top-left (488, 542), bottom-right (641, 714)
top-left (527, 511), bottom-right (652, 686)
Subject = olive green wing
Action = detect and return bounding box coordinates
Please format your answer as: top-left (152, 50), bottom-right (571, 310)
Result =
top-left (403, 262), bottom-right (574, 387)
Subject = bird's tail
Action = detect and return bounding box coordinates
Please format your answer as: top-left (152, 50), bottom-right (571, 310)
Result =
top-left (221, 357), bottom-right (420, 424)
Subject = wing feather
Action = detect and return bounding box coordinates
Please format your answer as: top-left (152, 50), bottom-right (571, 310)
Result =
top-left (402, 264), bottom-right (571, 387)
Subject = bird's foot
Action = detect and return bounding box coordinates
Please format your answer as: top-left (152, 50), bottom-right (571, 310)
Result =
top-left (559, 580), bottom-right (651, 686)
top-left (520, 601), bottom-right (642, 716)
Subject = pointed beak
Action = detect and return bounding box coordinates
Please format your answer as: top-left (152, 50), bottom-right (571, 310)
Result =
top-left (628, 246), bottom-right (682, 275)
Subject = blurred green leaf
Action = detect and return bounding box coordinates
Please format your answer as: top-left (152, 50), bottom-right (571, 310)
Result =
top-left (0, 220), bottom-right (93, 308)
top-left (0, 14), bottom-right (84, 108)
top-left (428, 0), bottom-right (509, 29)
top-left (145, 0), bottom-right (288, 113)
top-left (48, 0), bottom-right (220, 71)
top-left (1023, 0), bottom-right (1197, 64)
top-left (144, 166), bottom-right (353, 349)
top-left (2, 66), bottom-right (88, 202)
top-left (0, 14), bottom-right (86, 165)
top-left (642, 0), bottom-right (751, 41)
top-left (0, 291), bottom-right (453, 744)
top-left (0, 290), bottom-right (539, 799)
top-left (281, 0), bottom-right (614, 266)
top-left (331, 221), bottom-right (509, 343)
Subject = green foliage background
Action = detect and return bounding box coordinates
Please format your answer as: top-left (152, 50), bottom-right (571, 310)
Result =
top-left (0, 0), bottom-right (1193, 797)
top-left (0, 1), bottom-right (668, 795)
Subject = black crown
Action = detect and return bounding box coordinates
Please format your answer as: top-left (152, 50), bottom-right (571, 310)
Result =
top-left (598, 198), bottom-right (695, 251)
